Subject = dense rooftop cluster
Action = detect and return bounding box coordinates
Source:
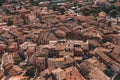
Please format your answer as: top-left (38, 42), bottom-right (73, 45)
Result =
top-left (0, 0), bottom-right (120, 80)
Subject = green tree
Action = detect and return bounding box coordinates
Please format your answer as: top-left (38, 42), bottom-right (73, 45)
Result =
top-left (109, 9), bottom-right (119, 18)
top-left (30, 0), bottom-right (39, 6)
top-left (7, 19), bottom-right (13, 26)
top-left (0, 0), bottom-right (6, 6)
top-left (60, 8), bottom-right (65, 15)
top-left (25, 66), bottom-right (36, 77)
top-left (82, 8), bottom-right (91, 16)
top-left (52, 5), bottom-right (57, 11)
